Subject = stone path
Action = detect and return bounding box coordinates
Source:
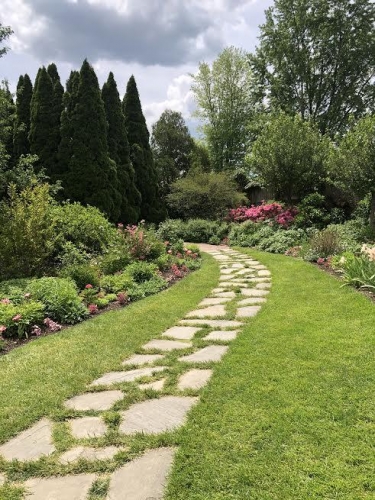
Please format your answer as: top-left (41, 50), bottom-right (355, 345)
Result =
top-left (0, 245), bottom-right (271, 499)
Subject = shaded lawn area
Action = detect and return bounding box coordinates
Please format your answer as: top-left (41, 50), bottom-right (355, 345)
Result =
top-left (0, 254), bottom-right (218, 445)
top-left (166, 249), bottom-right (375, 500)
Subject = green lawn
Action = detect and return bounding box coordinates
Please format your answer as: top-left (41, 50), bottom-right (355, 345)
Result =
top-left (166, 249), bottom-right (375, 499)
top-left (0, 254), bottom-right (218, 446)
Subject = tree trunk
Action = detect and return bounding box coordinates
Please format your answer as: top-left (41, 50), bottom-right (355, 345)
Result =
top-left (370, 192), bottom-right (375, 232)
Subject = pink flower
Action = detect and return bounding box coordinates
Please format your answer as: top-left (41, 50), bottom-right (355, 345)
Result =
top-left (88, 304), bottom-right (98, 315)
top-left (167, 250), bottom-right (172, 254)
top-left (317, 258), bottom-right (325, 265)
top-left (24, 293), bottom-right (31, 299)
top-left (0, 325), bottom-right (7, 334)
top-left (12, 314), bottom-right (22, 322)
top-left (117, 223), bottom-right (124, 229)
top-left (117, 292), bottom-right (128, 305)
top-left (31, 325), bottom-right (42, 337)
top-left (85, 284), bottom-right (93, 289)
top-left (43, 318), bottom-right (62, 331)
top-left (0, 298), bottom-right (11, 304)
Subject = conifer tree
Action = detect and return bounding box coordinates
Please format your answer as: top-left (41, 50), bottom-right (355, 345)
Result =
top-left (102, 72), bottom-right (141, 223)
top-left (13, 74), bottom-right (33, 158)
top-left (46, 63), bottom-right (64, 178)
top-left (60, 60), bottom-right (120, 220)
top-left (123, 75), bottom-right (165, 223)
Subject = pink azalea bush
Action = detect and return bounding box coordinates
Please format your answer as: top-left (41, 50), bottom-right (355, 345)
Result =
top-left (227, 202), bottom-right (298, 227)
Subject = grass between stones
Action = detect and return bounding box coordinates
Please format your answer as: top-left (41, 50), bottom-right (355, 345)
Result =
top-left (0, 254), bottom-right (219, 497)
top-left (165, 249), bottom-right (375, 499)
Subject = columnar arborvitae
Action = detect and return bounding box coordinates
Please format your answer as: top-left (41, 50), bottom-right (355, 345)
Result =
top-left (102, 72), bottom-right (141, 223)
top-left (45, 63), bottom-right (64, 178)
top-left (123, 75), bottom-right (165, 223)
top-left (59, 60), bottom-right (120, 220)
top-left (29, 67), bottom-right (55, 172)
top-left (13, 74), bottom-right (33, 158)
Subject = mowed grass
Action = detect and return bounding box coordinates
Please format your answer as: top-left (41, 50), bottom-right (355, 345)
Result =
top-left (166, 249), bottom-right (375, 500)
top-left (0, 254), bottom-right (218, 445)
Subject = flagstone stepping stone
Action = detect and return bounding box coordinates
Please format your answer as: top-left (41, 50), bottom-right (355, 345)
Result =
top-left (122, 354), bottom-right (165, 366)
top-left (237, 269), bottom-right (255, 275)
top-left (249, 277), bottom-right (271, 283)
top-left (139, 379), bottom-right (166, 391)
top-left (180, 319), bottom-right (242, 328)
top-left (64, 390), bottom-right (124, 412)
top-left (59, 446), bottom-right (120, 464)
top-left (186, 305), bottom-right (226, 318)
top-left (237, 306), bottom-right (262, 318)
top-left (179, 345), bottom-right (229, 363)
top-left (214, 255), bottom-right (230, 260)
top-left (203, 330), bottom-right (238, 341)
top-left (178, 369), bottom-right (213, 390)
top-left (219, 274), bottom-right (236, 280)
top-left (0, 473), bottom-right (5, 485)
top-left (90, 367), bottom-right (166, 387)
top-left (0, 418), bottom-right (55, 462)
top-left (25, 474), bottom-right (97, 500)
top-left (69, 416), bottom-right (107, 439)
top-left (231, 263), bottom-right (245, 268)
top-left (142, 339), bottom-right (192, 351)
top-left (258, 270), bottom-right (271, 276)
top-left (162, 326), bottom-right (200, 340)
top-left (199, 297), bottom-right (231, 306)
top-left (256, 282), bottom-right (272, 289)
top-left (238, 297), bottom-right (267, 305)
top-left (241, 288), bottom-right (270, 297)
top-left (107, 448), bottom-right (175, 500)
top-left (214, 291), bottom-right (236, 298)
top-left (119, 396), bottom-right (198, 435)
top-left (212, 287), bottom-right (225, 293)
top-left (230, 278), bottom-right (254, 283)
top-left (220, 268), bottom-right (238, 275)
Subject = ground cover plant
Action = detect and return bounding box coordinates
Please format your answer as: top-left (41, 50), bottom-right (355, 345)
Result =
top-left (165, 248), bottom-right (375, 499)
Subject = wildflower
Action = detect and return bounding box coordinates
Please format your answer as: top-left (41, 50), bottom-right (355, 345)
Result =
top-left (31, 325), bottom-right (42, 337)
top-left (0, 325), bottom-right (6, 334)
top-left (12, 314), bottom-right (22, 322)
top-left (85, 284), bottom-right (93, 289)
top-left (88, 304), bottom-right (98, 315)
top-left (317, 258), bottom-right (325, 265)
top-left (43, 317), bottom-right (62, 331)
top-left (0, 298), bottom-right (11, 304)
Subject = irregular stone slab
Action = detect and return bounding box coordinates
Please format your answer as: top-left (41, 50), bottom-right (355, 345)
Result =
top-left (122, 354), bottom-right (165, 366)
top-left (249, 277), bottom-right (271, 283)
top-left (258, 270), bottom-right (271, 276)
top-left (256, 282), bottom-right (272, 289)
top-left (0, 418), bottom-right (55, 462)
top-left (237, 269), bottom-right (255, 275)
top-left (230, 279), bottom-right (254, 284)
top-left (186, 305), bottom-right (226, 318)
top-left (179, 345), bottom-right (229, 363)
top-left (199, 297), bottom-right (231, 306)
top-left (212, 287), bottom-right (225, 293)
top-left (219, 281), bottom-right (248, 288)
top-left (69, 417), bottom-right (107, 439)
top-left (237, 306), bottom-right (262, 318)
top-left (238, 297), bottom-right (267, 305)
top-left (143, 339), bottom-right (192, 351)
top-left (214, 291), bottom-right (236, 298)
top-left (178, 369), bottom-right (213, 390)
top-left (139, 379), bottom-right (165, 391)
top-left (119, 396), bottom-right (198, 435)
top-left (220, 268), bottom-right (238, 275)
top-left (90, 367), bottom-right (166, 387)
top-left (231, 263), bottom-right (245, 269)
top-left (59, 446), bottom-right (119, 464)
top-left (64, 390), bottom-right (124, 411)
top-left (25, 474), bottom-right (97, 500)
top-left (214, 255), bottom-right (230, 260)
top-left (162, 326), bottom-right (199, 340)
top-left (241, 288), bottom-right (269, 297)
top-left (180, 319), bottom-right (242, 328)
top-left (253, 265), bottom-right (267, 269)
top-left (203, 330), bottom-right (238, 341)
top-left (219, 275), bottom-right (235, 281)
top-left (107, 448), bottom-right (175, 500)
top-left (0, 473), bottom-right (5, 485)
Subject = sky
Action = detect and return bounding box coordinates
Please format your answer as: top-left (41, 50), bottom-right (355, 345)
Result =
top-left (0, 0), bottom-right (273, 132)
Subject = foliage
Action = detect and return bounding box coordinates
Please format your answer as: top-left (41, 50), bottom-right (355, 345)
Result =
top-left (99, 273), bottom-right (134, 294)
top-left (0, 300), bottom-right (44, 338)
top-left (0, 79), bottom-right (15, 163)
top-left (306, 227), bottom-right (344, 260)
top-left (0, 184), bottom-right (57, 279)
top-left (326, 220), bottom-right (374, 253)
top-left (124, 261), bottom-right (159, 283)
top-left (328, 115), bottom-right (375, 230)
top-left (118, 222), bottom-right (165, 261)
top-left (294, 193), bottom-right (330, 229)
top-left (191, 46), bottom-right (256, 172)
top-left (123, 75), bottom-right (165, 223)
top-left (13, 74), bottom-right (33, 159)
top-left (98, 249), bottom-right (131, 275)
top-left (26, 277), bottom-right (87, 324)
top-left (251, 0), bottom-right (375, 136)
top-left (228, 202), bottom-right (298, 226)
top-left (167, 170), bottom-right (245, 220)
top-left (158, 218), bottom-right (229, 244)
top-left (57, 241), bottom-right (90, 267)
top-left (0, 23), bottom-right (13, 58)
top-left (127, 275), bottom-right (167, 301)
top-left (151, 109), bottom-right (194, 199)
top-left (341, 255), bottom-right (375, 290)
top-left (102, 72), bottom-right (140, 223)
top-left (0, 154), bottom-right (50, 199)
top-left (59, 264), bottom-right (100, 290)
top-left (249, 113), bottom-right (329, 203)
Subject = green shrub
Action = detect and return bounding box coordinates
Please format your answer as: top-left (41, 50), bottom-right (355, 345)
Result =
top-left (118, 224), bottom-right (165, 261)
top-left (341, 255), bottom-right (375, 290)
top-left (0, 184), bottom-right (57, 279)
top-left (295, 193), bottom-right (330, 229)
top-left (0, 300), bottom-right (44, 338)
top-left (157, 219), bottom-right (185, 243)
top-left (57, 241), bottom-right (90, 267)
top-left (257, 229), bottom-right (307, 253)
top-left (105, 293), bottom-right (117, 302)
top-left (124, 262), bottom-right (158, 284)
top-left (0, 279), bottom-right (34, 304)
top-left (95, 297), bottom-right (110, 309)
top-left (26, 277), bottom-right (87, 324)
top-left (60, 264), bottom-right (100, 290)
top-left (127, 276), bottom-right (167, 301)
top-left (307, 227), bottom-right (343, 259)
top-left (99, 249), bottom-right (131, 275)
top-left (327, 220), bottom-right (374, 252)
top-left (100, 274), bottom-right (134, 294)
top-left (155, 254), bottom-right (174, 271)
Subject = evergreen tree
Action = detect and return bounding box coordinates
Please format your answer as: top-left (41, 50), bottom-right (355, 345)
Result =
top-left (13, 74), bottom-right (33, 158)
top-left (102, 72), bottom-right (141, 223)
top-left (123, 75), bottom-right (165, 223)
top-left (0, 80), bottom-right (15, 161)
top-left (46, 63), bottom-right (64, 178)
top-left (59, 60), bottom-right (120, 220)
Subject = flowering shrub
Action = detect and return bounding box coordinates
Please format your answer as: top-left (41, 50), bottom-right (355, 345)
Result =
top-left (0, 300), bottom-right (45, 338)
top-left (44, 317), bottom-right (62, 332)
top-left (361, 244), bottom-right (375, 262)
top-left (117, 292), bottom-right (128, 305)
top-left (118, 222), bottom-right (164, 261)
top-left (227, 202), bottom-right (298, 227)
top-left (88, 304), bottom-right (99, 315)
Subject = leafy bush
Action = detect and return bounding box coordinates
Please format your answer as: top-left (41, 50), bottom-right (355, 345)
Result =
top-left (60, 264), bottom-right (100, 290)
top-left (257, 229), bottom-right (307, 253)
top-left (0, 300), bottom-right (44, 338)
top-left (327, 220), bottom-right (374, 252)
top-left (26, 277), bottom-right (87, 324)
top-left (100, 274), bottom-right (134, 294)
top-left (118, 223), bottom-right (165, 261)
top-left (341, 255), bottom-right (375, 290)
top-left (124, 262), bottom-right (159, 283)
top-left (99, 249), bottom-right (131, 275)
top-left (0, 279), bottom-right (34, 304)
top-left (158, 218), bottom-right (229, 244)
top-left (228, 202), bottom-right (298, 226)
top-left (307, 227), bottom-right (343, 259)
top-left (157, 219), bottom-right (186, 243)
top-left (127, 276), bottom-right (167, 301)
top-left (295, 193), bottom-right (330, 229)
top-left (0, 184), bottom-right (57, 279)
top-left (57, 241), bottom-right (90, 267)
top-left (95, 297), bottom-right (111, 309)
top-left (155, 254), bottom-right (174, 271)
